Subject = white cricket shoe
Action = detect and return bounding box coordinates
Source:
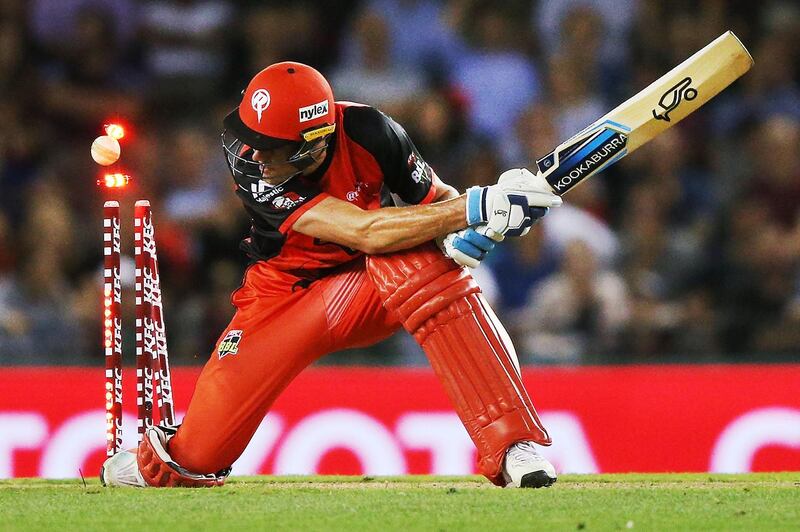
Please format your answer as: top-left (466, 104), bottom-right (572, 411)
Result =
top-left (502, 441), bottom-right (557, 488)
top-left (100, 449), bottom-right (146, 487)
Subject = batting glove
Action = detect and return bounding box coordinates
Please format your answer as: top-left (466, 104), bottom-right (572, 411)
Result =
top-left (442, 207), bottom-right (549, 268)
top-left (441, 226), bottom-right (501, 269)
top-left (465, 168), bottom-right (561, 238)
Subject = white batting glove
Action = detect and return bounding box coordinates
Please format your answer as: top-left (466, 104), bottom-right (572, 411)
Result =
top-left (440, 226), bottom-right (503, 268)
top-left (465, 168), bottom-right (561, 238)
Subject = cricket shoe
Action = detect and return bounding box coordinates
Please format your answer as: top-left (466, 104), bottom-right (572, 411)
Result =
top-left (502, 441), bottom-right (557, 488)
top-left (100, 449), bottom-right (146, 488)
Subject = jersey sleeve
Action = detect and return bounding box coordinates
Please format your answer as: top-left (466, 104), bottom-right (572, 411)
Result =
top-left (343, 106), bottom-right (436, 205)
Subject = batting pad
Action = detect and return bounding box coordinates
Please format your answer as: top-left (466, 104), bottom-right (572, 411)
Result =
top-left (366, 243), bottom-right (550, 485)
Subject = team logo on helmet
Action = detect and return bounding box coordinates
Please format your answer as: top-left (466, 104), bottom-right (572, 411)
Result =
top-left (251, 89), bottom-right (271, 123)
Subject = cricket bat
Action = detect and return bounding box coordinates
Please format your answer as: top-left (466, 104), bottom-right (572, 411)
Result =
top-left (537, 30), bottom-right (754, 195)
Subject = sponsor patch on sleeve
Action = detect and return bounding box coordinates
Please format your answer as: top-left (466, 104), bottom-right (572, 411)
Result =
top-left (407, 152), bottom-right (432, 184)
top-left (271, 191), bottom-right (306, 210)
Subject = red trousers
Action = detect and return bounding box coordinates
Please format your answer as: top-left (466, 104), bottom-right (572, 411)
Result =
top-left (169, 258), bottom-right (400, 473)
top-left (170, 244), bottom-right (551, 484)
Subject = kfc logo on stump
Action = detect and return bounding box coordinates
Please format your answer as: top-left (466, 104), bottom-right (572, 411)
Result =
top-left (272, 192), bottom-right (306, 210)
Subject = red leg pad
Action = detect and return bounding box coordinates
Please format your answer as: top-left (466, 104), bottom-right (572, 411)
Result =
top-left (366, 243), bottom-right (551, 485)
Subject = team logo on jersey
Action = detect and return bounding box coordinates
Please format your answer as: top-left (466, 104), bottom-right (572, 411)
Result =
top-left (272, 192), bottom-right (306, 210)
top-left (407, 152), bottom-right (432, 184)
top-left (218, 330), bottom-right (243, 359)
top-left (346, 181), bottom-right (368, 202)
top-left (299, 99), bottom-right (328, 123)
top-left (251, 89), bottom-right (271, 122)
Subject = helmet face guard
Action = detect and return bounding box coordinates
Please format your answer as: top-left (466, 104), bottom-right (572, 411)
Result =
top-left (221, 61), bottom-right (336, 183)
top-left (222, 123), bottom-right (335, 183)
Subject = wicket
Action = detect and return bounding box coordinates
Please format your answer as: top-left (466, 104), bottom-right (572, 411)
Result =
top-left (103, 200), bottom-right (174, 457)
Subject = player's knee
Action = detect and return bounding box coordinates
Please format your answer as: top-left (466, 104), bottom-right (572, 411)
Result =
top-left (366, 243), bottom-right (480, 340)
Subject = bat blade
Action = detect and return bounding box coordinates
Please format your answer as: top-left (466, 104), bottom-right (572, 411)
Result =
top-left (537, 30), bottom-right (754, 195)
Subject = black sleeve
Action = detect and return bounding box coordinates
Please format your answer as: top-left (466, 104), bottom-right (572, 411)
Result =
top-left (232, 147), bottom-right (324, 231)
top-left (343, 106), bottom-right (434, 204)
top-left (231, 149), bottom-right (326, 260)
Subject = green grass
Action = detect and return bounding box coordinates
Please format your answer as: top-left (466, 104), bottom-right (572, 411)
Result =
top-left (1, 474), bottom-right (798, 531)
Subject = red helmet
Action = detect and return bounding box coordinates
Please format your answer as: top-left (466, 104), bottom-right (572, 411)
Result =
top-left (222, 62), bottom-right (336, 181)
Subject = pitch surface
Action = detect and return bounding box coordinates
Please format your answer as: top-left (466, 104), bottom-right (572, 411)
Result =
top-left (1, 474), bottom-right (798, 530)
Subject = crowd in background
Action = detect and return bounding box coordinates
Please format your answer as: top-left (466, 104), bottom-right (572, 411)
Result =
top-left (1, 0), bottom-right (799, 365)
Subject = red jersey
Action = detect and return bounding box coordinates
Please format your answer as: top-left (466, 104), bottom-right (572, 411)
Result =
top-left (231, 103), bottom-right (437, 290)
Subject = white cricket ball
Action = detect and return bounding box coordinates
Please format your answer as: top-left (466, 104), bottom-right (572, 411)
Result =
top-left (91, 135), bottom-right (121, 166)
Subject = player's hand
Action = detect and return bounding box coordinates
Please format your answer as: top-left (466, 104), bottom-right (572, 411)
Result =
top-left (465, 168), bottom-right (561, 238)
top-left (442, 206), bottom-right (549, 268)
top-left (440, 226), bottom-right (501, 268)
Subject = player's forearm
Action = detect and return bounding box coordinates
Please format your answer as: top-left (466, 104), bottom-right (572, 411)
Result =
top-left (358, 195), bottom-right (467, 254)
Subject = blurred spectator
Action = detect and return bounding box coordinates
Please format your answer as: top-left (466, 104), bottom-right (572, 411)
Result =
top-left (0, 213), bottom-right (12, 274)
top-left (507, 100), bottom-right (557, 168)
top-left (29, 0), bottom-right (138, 52)
top-left (450, 2), bottom-right (540, 145)
top-left (533, 0), bottom-right (637, 71)
top-left (0, 2), bottom-right (50, 225)
top-left (453, 143), bottom-right (503, 193)
top-left (38, 5), bottom-right (143, 137)
top-left (0, 181), bottom-right (86, 362)
top-left (237, 2), bottom-right (327, 84)
top-left (403, 90), bottom-right (476, 187)
top-left (712, 196), bottom-right (799, 357)
top-left (671, 287), bottom-right (721, 358)
top-left (710, 115), bottom-right (800, 357)
top-left (0, 249), bottom-right (87, 363)
top-left (747, 116), bottom-right (800, 229)
top-left (512, 239), bottom-right (630, 364)
top-left (330, 9), bottom-right (428, 120)
top-left (712, 30), bottom-right (800, 146)
top-left (140, 0), bottom-right (234, 114)
top-left (619, 181), bottom-right (699, 299)
top-left (486, 226), bottom-right (558, 312)
top-left (614, 174), bottom-right (718, 360)
top-left (160, 123), bottom-right (226, 223)
top-left (541, 200), bottom-right (619, 267)
top-left (545, 52), bottom-right (607, 143)
top-left (340, 0), bottom-right (465, 79)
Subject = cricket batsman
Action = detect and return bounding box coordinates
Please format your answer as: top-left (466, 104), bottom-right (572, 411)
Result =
top-left (101, 62), bottom-right (562, 489)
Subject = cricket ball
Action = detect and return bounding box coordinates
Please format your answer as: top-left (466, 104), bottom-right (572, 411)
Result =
top-left (91, 135), bottom-right (121, 166)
